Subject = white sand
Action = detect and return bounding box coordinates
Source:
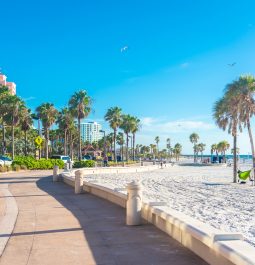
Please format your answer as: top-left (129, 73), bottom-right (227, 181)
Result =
top-left (85, 161), bottom-right (255, 246)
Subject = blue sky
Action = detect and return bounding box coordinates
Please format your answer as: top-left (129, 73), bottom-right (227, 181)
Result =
top-left (1, 0), bottom-right (255, 154)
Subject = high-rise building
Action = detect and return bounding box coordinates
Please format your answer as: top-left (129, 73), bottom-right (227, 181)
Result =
top-left (80, 122), bottom-right (103, 143)
top-left (0, 73), bottom-right (16, 95)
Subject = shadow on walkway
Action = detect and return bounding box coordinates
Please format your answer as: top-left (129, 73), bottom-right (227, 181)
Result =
top-left (35, 175), bottom-right (207, 265)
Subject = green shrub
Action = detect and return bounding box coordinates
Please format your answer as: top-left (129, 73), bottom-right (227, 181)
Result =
top-left (20, 165), bottom-right (27, 170)
top-left (0, 165), bottom-right (7, 173)
top-left (12, 164), bottom-right (21, 171)
top-left (73, 160), bottom-right (95, 168)
top-left (12, 156), bottom-right (65, 170)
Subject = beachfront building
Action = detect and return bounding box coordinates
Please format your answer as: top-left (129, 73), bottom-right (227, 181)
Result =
top-left (80, 121), bottom-right (103, 143)
top-left (0, 73), bottom-right (16, 95)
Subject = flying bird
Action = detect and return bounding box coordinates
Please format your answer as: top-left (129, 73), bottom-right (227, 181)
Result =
top-left (228, 62), bottom-right (236, 67)
top-left (121, 46), bottom-right (128, 53)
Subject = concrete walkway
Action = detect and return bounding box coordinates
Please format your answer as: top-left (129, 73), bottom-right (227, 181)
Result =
top-left (0, 171), bottom-right (208, 265)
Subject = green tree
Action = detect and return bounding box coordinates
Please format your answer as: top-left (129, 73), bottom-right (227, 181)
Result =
top-left (173, 143), bottom-right (182, 161)
top-left (189, 133), bottom-right (199, 162)
top-left (2, 94), bottom-right (25, 159)
top-left (36, 103), bottom-right (58, 159)
top-left (197, 143), bottom-right (206, 161)
top-left (104, 107), bottom-right (122, 162)
top-left (120, 114), bottom-right (133, 161)
top-left (116, 132), bottom-right (125, 160)
top-left (130, 116), bottom-right (141, 161)
top-left (213, 91), bottom-right (240, 182)
top-left (155, 136), bottom-right (160, 155)
top-left (225, 75), bottom-right (255, 178)
top-left (57, 108), bottom-right (73, 155)
top-left (20, 108), bottom-right (33, 156)
top-left (68, 90), bottom-right (92, 161)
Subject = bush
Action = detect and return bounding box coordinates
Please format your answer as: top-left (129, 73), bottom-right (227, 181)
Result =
top-left (20, 165), bottom-right (27, 170)
top-left (73, 160), bottom-right (95, 168)
top-left (12, 164), bottom-right (21, 171)
top-left (12, 156), bottom-right (65, 170)
top-left (0, 165), bottom-right (7, 173)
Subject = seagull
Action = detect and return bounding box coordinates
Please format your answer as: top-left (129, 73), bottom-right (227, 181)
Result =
top-left (228, 62), bottom-right (236, 67)
top-left (121, 46), bottom-right (128, 53)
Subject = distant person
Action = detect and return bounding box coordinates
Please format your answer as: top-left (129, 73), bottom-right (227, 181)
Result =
top-left (103, 155), bottom-right (108, 167)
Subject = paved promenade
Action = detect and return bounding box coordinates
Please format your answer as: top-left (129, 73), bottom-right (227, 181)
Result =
top-left (0, 171), bottom-right (207, 265)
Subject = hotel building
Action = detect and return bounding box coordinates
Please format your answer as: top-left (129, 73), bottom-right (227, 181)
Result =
top-left (80, 122), bottom-right (103, 143)
top-left (0, 73), bottom-right (16, 95)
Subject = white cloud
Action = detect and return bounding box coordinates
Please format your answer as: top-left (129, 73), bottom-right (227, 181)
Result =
top-left (141, 117), bottom-right (215, 133)
top-left (24, 96), bottom-right (36, 101)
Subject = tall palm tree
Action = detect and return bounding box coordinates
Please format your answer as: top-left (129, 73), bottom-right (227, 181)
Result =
top-left (20, 108), bottom-right (33, 156)
top-left (197, 143), bottom-right (206, 161)
top-left (104, 107), bottom-right (122, 162)
top-left (120, 114), bottom-right (133, 161)
top-left (213, 93), bottom-right (240, 182)
top-left (0, 86), bottom-right (10, 155)
top-left (166, 138), bottom-right (171, 159)
top-left (2, 94), bottom-right (25, 159)
top-left (68, 90), bottom-right (92, 161)
top-left (116, 132), bottom-right (125, 161)
top-left (173, 143), bottom-right (182, 161)
top-left (57, 108), bottom-right (73, 155)
top-left (36, 103), bottom-right (58, 159)
top-left (106, 133), bottom-right (114, 157)
top-left (155, 136), bottom-right (160, 156)
top-left (189, 133), bottom-right (199, 162)
top-left (225, 75), bottom-right (255, 178)
top-left (217, 140), bottom-right (230, 162)
top-left (130, 116), bottom-right (141, 161)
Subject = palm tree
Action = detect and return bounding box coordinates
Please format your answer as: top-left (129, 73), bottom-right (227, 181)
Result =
top-left (213, 93), bottom-right (240, 182)
top-left (0, 86), bottom-right (11, 155)
top-left (68, 90), bottom-right (92, 161)
top-left (166, 138), bottom-right (171, 159)
top-left (155, 136), bottom-right (160, 156)
top-left (57, 108), bottom-right (73, 155)
top-left (217, 140), bottom-right (230, 162)
top-left (197, 143), bottom-right (206, 161)
top-left (2, 94), bottom-right (25, 159)
top-left (173, 143), bottom-right (182, 161)
top-left (189, 133), bottom-right (199, 162)
top-left (106, 133), bottom-right (114, 157)
top-left (104, 107), bottom-right (122, 162)
top-left (36, 103), bottom-right (58, 159)
top-left (120, 114), bottom-right (133, 161)
top-left (20, 108), bottom-right (33, 156)
top-left (130, 116), bottom-right (141, 161)
top-left (116, 132), bottom-right (125, 161)
top-left (225, 75), bottom-right (255, 178)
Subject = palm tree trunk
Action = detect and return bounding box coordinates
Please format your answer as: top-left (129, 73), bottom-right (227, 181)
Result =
top-left (2, 122), bottom-right (5, 155)
top-left (126, 133), bottom-right (129, 161)
top-left (247, 118), bottom-right (255, 184)
top-left (24, 130), bottom-right (27, 156)
top-left (78, 118), bottom-right (81, 161)
top-left (114, 129), bottom-right (116, 162)
top-left (64, 129), bottom-right (67, 155)
top-left (11, 125), bottom-right (15, 160)
top-left (45, 128), bottom-right (49, 159)
top-left (233, 135), bottom-right (237, 183)
top-left (133, 133), bottom-right (136, 161)
top-left (193, 144), bottom-right (195, 163)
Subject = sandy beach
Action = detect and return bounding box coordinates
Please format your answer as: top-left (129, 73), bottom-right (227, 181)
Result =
top-left (84, 160), bottom-right (255, 247)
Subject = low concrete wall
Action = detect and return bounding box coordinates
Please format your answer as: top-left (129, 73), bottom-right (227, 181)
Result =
top-left (60, 172), bottom-right (255, 265)
top-left (68, 164), bottom-right (171, 177)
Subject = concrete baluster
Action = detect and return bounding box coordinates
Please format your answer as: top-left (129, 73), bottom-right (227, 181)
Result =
top-left (126, 181), bottom-right (142, 225)
top-left (53, 166), bottom-right (59, 182)
top-left (75, 170), bottom-right (84, 194)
